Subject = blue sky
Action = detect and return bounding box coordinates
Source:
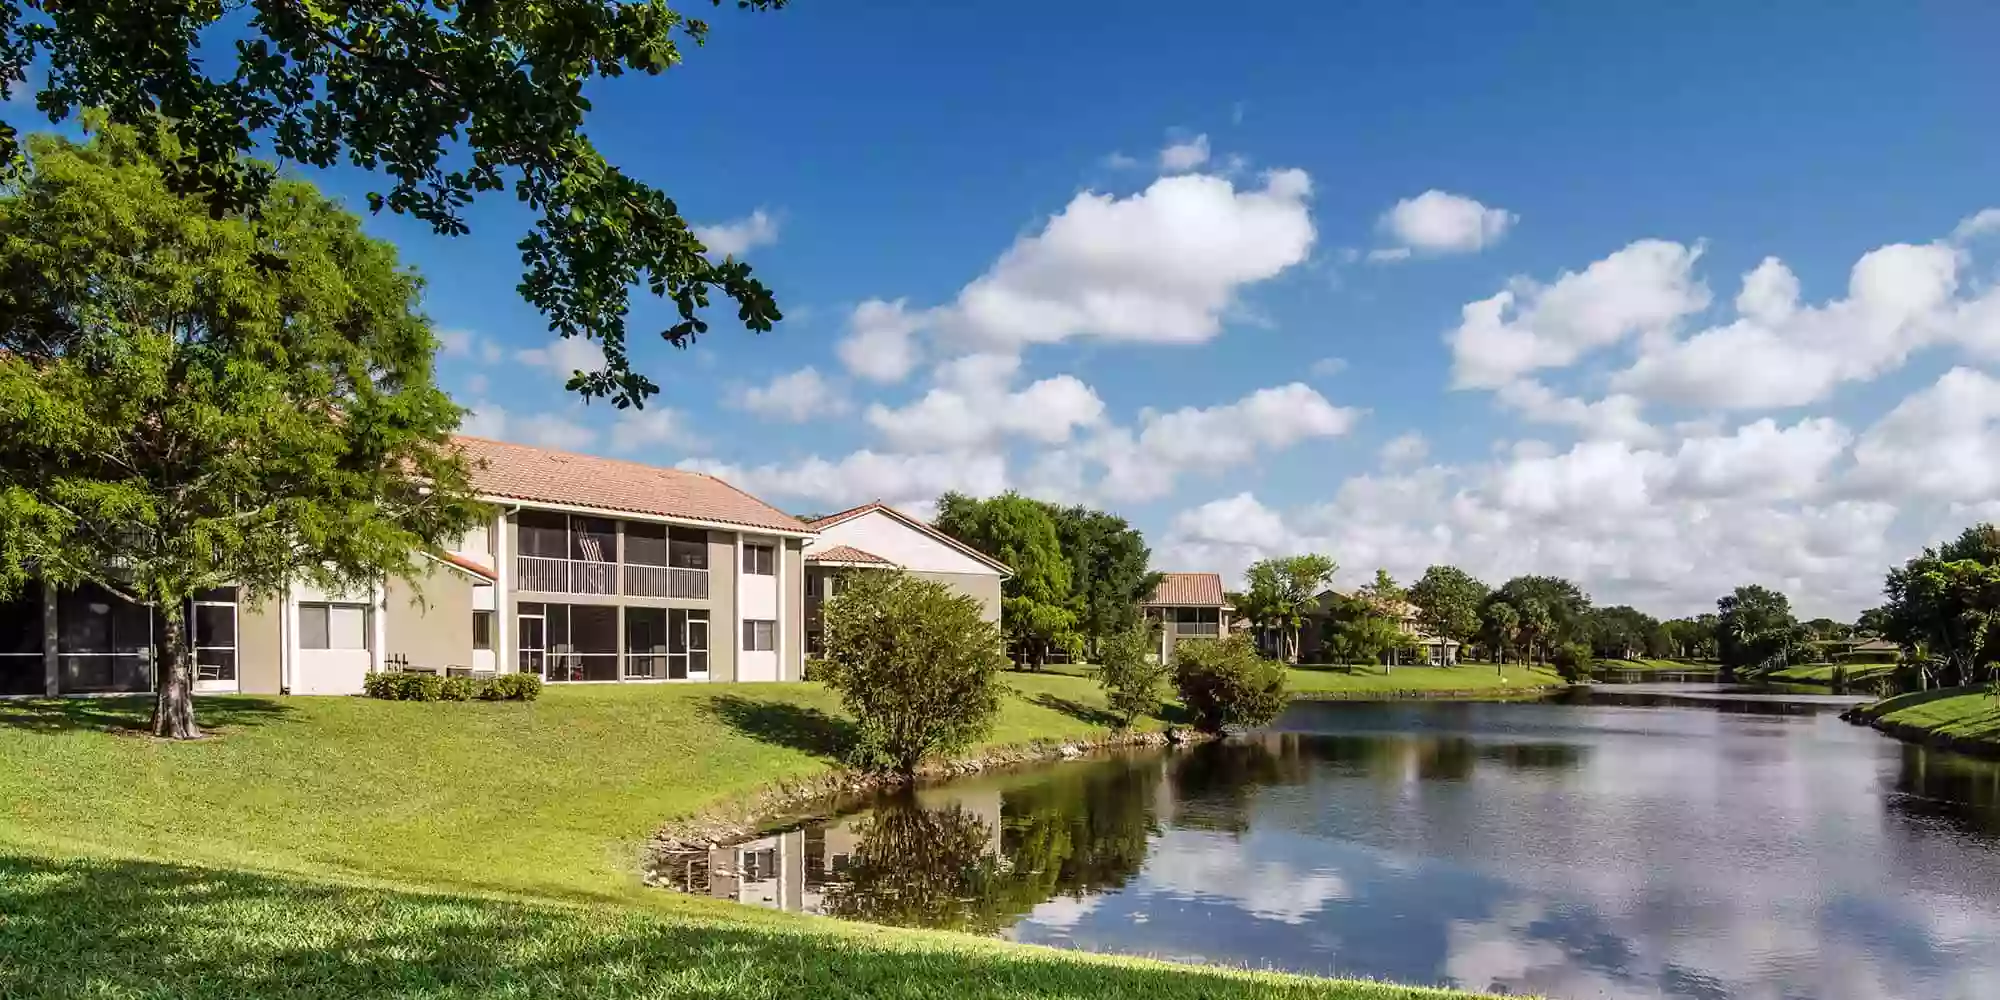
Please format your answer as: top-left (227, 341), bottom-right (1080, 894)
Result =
top-left (81, 1), bottom-right (2000, 618)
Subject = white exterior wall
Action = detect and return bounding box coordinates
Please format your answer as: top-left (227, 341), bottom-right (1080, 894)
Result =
top-left (736, 532), bottom-right (780, 682)
top-left (814, 510), bottom-right (998, 576)
top-left (287, 581), bottom-right (383, 695)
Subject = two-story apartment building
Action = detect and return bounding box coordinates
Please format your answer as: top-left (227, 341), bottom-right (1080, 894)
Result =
top-left (1142, 572), bottom-right (1234, 663)
top-left (800, 502), bottom-right (1011, 655)
top-left (0, 436), bottom-right (815, 697)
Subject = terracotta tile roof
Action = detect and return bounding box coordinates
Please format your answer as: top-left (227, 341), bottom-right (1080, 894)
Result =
top-left (804, 501), bottom-right (1014, 576)
top-left (453, 436), bottom-right (813, 535)
top-left (1145, 572), bottom-right (1228, 607)
top-left (805, 544), bottom-right (892, 566)
top-left (436, 552), bottom-right (498, 582)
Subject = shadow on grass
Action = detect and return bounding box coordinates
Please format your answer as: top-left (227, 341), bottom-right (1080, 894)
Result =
top-left (0, 855), bottom-right (1437, 1000)
top-left (1026, 692), bottom-right (1123, 729)
top-left (702, 694), bottom-right (858, 760)
top-left (0, 696), bottom-right (293, 735)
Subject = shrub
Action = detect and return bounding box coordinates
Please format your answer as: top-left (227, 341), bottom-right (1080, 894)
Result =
top-left (1095, 625), bottom-right (1170, 728)
top-left (1552, 642), bottom-right (1594, 682)
top-left (362, 671), bottom-right (445, 701)
top-left (820, 570), bottom-right (1006, 774)
top-left (1172, 636), bottom-right (1288, 734)
top-left (362, 671), bottom-right (540, 702)
top-left (487, 672), bottom-right (543, 702)
top-left (803, 656), bottom-right (828, 682)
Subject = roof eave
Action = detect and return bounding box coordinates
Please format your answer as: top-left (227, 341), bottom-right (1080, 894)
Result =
top-left (478, 494), bottom-right (817, 538)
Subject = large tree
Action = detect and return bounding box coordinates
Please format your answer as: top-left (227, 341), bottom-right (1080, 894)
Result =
top-left (0, 125), bottom-right (481, 738)
top-left (1716, 584), bottom-right (1804, 678)
top-left (1237, 554), bottom-right (1337, 664)
top-left (1586, 605), bottom-right (1659, 660)
top-left (1492, 575), bottom-right (1591, 655)
top-left (1049, 505), bottom-right (1159, 653)
top-left (1, 0), bottom-right (784, 408)
top-left (1408, 565), bottom-right (1488, 658)
top-left (1480, 600), bottom-right (1521, 666)
top-left (934, 492), bottom-right (1080, 670)
top-left (1879, 524), bottom-right (2000, 689)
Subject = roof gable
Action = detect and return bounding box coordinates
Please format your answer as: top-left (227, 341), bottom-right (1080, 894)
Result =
top-left (808, 504), bottom-right (1012, 577)
top-left (1146, 572), bottom-right (1228, 607)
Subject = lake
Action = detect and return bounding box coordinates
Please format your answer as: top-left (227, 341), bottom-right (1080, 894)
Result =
top-left (653, 685), bottom-right (2000, 999)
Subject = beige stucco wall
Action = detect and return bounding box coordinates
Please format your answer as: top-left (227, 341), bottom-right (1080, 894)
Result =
top-left (705, 531), bottom-right (738, 682)
top-left (385, 565), bottom-right (476, 672)
top-left (237, 592), bottom-right (285, 695)
top-left (909, 570), bottom-right (1003, 624)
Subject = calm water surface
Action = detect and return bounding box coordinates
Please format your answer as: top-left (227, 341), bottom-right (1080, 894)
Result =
top-left (656, 685), bottom-right (2000, 999)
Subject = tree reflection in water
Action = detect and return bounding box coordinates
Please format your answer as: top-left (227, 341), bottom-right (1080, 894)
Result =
top-left (822, 755), bottom-right (1167, 932)
top-left (1891, 742), bottom-right (2000, 836)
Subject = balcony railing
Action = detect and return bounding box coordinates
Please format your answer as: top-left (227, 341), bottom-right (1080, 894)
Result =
top-left (1172, 621), bottom-right (1220, 636)
top-left (622, 564), bottom-right (710, 600)
top-left (516, 555), bottom-right (709, 599)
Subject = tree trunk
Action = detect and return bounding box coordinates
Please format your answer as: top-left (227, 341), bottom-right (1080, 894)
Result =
top-left (151, 607), bottom-right (201, 740)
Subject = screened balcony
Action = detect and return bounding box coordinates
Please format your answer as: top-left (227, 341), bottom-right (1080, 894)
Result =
top-left (515, 512), bottom-right (710, 599)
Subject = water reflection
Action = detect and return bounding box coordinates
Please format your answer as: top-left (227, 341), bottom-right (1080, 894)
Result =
top-left (656, 689), bottom-right (2000, 1000)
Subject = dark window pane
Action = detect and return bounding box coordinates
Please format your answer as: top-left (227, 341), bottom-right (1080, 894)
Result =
top-left (517, 511), bottom-right (569, 559)
top-left (0, 591), bottom-right (42, 656)
top-left (668, 528), bottom-right (708, 570)
top-left (569, 605), bottom-right (618, 654)
top-left (472, 611), bottom-right (492, 650)
top-left (625, 522), bottom-right (669, 567)
top-left (195, 650), bottom-right (237, 682)
top-left (300, 604), bottom-right (329, 649)
top-left (571, 517), bottom-right (616, 563)
top-left (689, 651), bottom-right (708, 677)
top-left (194, 604), bottom-right (234, 647)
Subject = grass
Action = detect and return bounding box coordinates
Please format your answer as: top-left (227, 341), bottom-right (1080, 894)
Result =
top-left (1849, 684), bottom-right (2000, 749)
top-left (1591, 658), bottom-right (1718, 673)
top-left (1767, 662), bottom-right (1897, 686)
top-left (0, 675), bottom-right (1492, 999)
top-left (1285, 662), bottom-right (1566, 697)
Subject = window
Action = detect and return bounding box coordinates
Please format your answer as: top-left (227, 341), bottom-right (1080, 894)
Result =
top-left (191, 590), bottom-right (238, 684)
top-left (300, 602), bottom-right (370, 650)
top-left (669, 527), bottom-right (709, 570)
top-left (472, 611), bottom-right (493, 650)
top-left (805, 572), bottom-right (821, 599)
top-left (742, 543), bottom-right (775, 576)
top-left (743, 619), bottom-right (776, 652)
top-left (0, 590), bottom-right (44, 696)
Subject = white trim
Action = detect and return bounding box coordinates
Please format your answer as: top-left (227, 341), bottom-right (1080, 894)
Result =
top-left (495, 507), bottom-right (515, 674)
top-left (734, 532), bottom-right (745, 682)
top-left (776, 539), bottom-right (787, 680)
top-left (370, 580), bottom-right (388, 673)
top-left (480, 495), bottom-right (816, 539)
top-left (280, 584), bottom-right (295, 694)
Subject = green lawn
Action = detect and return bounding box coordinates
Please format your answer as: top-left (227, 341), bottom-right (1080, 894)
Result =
top-left (1850, 685), bottom-right (2000, 749)
top-left (1592, 658), bottom-right (1718, 673)
top-left (1767, 662), bottom-right (1897, 686)
top-left (0, 676), bottom-right (1492, 999)
top-left (1286, 662), bottom-right (1566, 697)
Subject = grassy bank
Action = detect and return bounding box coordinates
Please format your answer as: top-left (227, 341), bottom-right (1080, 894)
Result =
top-left (1767, 662), bottom-right (1896, 687)
top-left (0, 676), bottom-right (1489, 999)
top-left (1846, 685), bottom-right (2000, 757)
top-left (1286, 663), bottom-right (1566, 698)
top-left (1592, 658), bottom-right (1718, 674)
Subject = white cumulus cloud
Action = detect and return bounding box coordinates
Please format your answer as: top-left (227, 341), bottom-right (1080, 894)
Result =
top-left (942, 168), bottom-right (1316, 349)
top-left (837, 298), bottom-right (927, 383)
top-left (729, 367), bottom-right (850, 423)
top-left (693, 208), bottom-right (779, 257)
top-left (1374, 189), bottom-right (1517, 259)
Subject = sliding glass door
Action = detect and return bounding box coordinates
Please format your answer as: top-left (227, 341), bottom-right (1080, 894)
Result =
top-left (622, 607), bottom-right (709, 680)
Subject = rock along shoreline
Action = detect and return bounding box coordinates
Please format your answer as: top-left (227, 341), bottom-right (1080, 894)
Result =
top-left (646, 726), bottom-right (1209, 862)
